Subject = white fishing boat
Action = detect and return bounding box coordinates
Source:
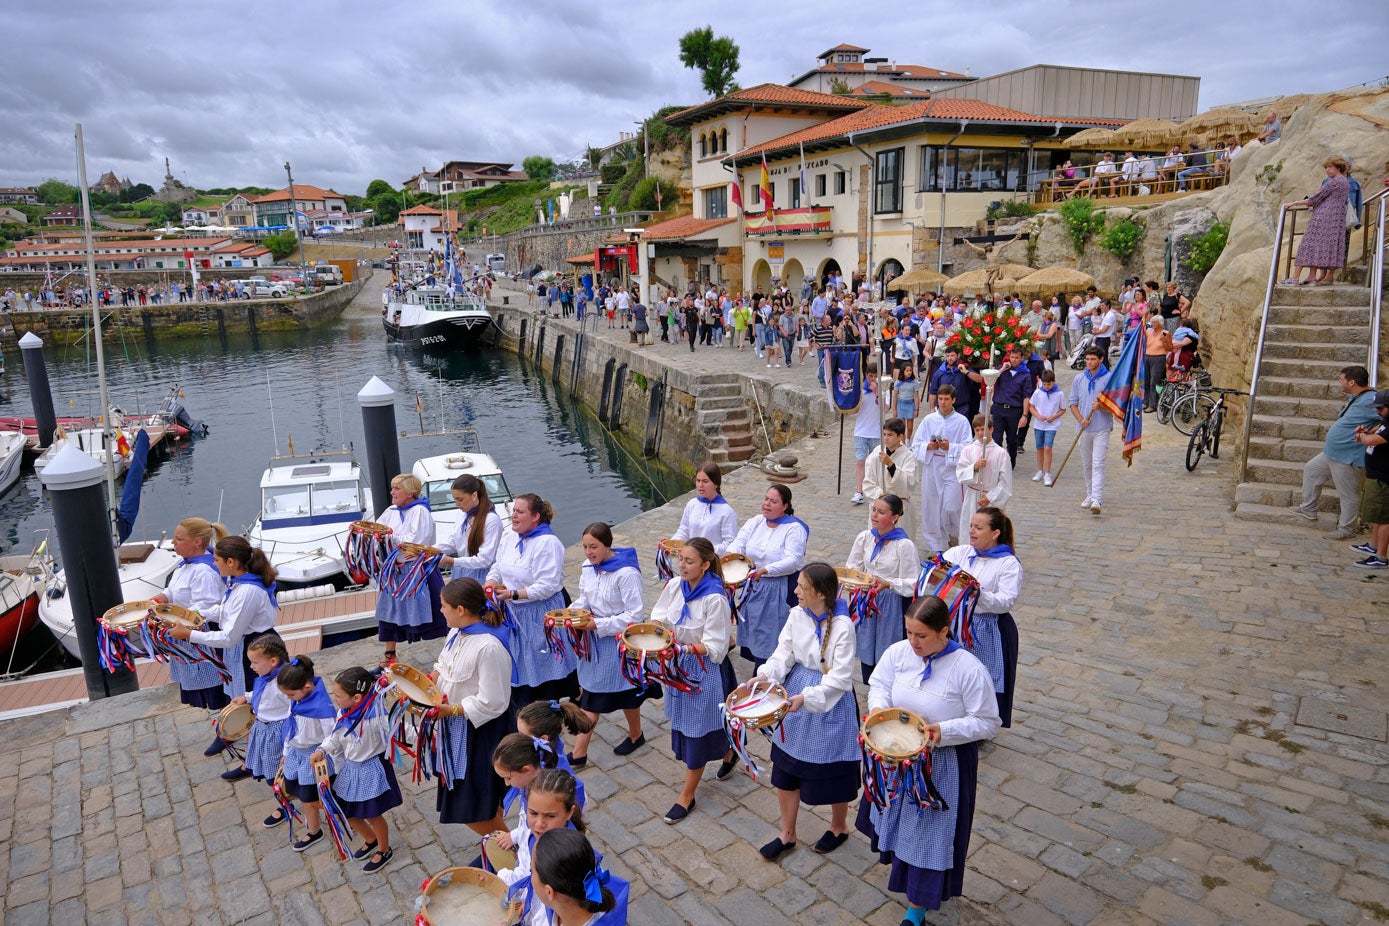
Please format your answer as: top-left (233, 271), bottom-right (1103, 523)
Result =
top-left (410, 430), bottom-right (514, 542)
top-left (0, 431), bottom-right (25, 495)
top-left (32, 418), bottom-right (139, 476)
top-left (245, 449), bottom-right (371, 588)
top-left (383, 238), bottom-right (495, 350)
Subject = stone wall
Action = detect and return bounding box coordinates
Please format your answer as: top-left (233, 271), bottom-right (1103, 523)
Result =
top-left (0, 266), bottom-right (302, 294)
top-left (4, 274), bottom-right (367, 346)
top-left (501, 212), bottom-right (656, 275)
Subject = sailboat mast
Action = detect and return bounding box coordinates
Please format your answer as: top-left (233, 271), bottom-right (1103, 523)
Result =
top-left (74, 123), bottom-right (119, 543)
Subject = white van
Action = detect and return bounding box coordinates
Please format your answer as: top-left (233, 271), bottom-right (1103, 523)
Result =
top-left (486, 253), bottom-right (506, 274)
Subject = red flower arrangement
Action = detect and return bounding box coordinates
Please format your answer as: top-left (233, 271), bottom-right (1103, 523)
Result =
top-left (944, 304), bottom-right (1036, 366)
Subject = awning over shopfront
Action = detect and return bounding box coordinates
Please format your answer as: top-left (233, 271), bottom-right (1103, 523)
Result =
top-left (745, 206), bottom-right (832, 236)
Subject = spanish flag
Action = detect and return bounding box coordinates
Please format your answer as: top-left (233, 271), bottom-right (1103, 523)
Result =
top-left (115, 431), bottom-right (130, 458)
top-left (759, 153), bottom-right (774, 212)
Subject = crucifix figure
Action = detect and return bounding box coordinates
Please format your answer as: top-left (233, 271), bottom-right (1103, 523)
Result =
top-left (956, 220), bottom-right (1029, 293)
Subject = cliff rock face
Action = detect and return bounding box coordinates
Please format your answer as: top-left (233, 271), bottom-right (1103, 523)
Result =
top-left (1027, 86), bottom-right (1389, 392)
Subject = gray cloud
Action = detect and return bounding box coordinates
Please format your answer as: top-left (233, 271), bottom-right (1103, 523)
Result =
top-left (3, 0), bottom-right (1385, 194)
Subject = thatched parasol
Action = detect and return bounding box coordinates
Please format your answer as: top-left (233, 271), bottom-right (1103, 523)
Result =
top-left (942, 264), bottom-right (1035, 295)
top-left (1176, 107), bottom-right (1263, 145)
top-left (1066, 126), bottom-right (1117, 149)
top-left (1268, 94), bottom-right (1315, 122)
top-left (1014, 266), bottom-right (1097, 295)
top-left (1109, 118), bottom-right (1181, 151)
top-left (889, 266), bottom-right (949, 291)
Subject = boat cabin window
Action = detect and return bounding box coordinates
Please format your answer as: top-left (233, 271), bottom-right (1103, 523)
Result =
top-left (425, 473), bottom-right (512, 511)
top-left (310, 480), bottom-right (361, 515)
top-left (263, 485), bottom-right (310, 518)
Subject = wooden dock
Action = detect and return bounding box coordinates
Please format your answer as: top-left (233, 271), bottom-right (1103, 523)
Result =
top-left (0, 587), bottom-right (377, 719)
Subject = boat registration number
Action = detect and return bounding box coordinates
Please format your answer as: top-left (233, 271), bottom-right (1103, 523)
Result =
top-left (421, 335), bottom-right (447, 346)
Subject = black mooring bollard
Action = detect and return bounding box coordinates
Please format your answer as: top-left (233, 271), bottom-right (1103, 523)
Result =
top-left (357, 376), bottom-right (401, 513)
top-left (20, 332), bottom-right (58, 449)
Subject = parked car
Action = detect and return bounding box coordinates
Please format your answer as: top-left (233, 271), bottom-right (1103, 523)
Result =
top-left (242, 279), bottom-right (289, 298)
top-left (386, 240), bottom-right (401, 249)
top-left (313, 226), bottom-right (343, 237)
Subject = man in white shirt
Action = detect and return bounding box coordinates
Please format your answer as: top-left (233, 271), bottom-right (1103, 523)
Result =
top-left (1074, 153), bottom-right (1117, 197)
top-left (1093, 299), bottom-right (1122, 358)
top-left (1117, 151), bottom-right (1139, 196)
top-left (912, 385), bottom-right (973, 555)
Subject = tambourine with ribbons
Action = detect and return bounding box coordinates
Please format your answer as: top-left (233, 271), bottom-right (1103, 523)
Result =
top-left (915, 556), bottom-right (981, 647)
top-left (382, 664), bottom-right (452, 784)
top-left (379, 541), bottom-right (444, 600)
top-left (212, 702), bottom-right (254, 762)
top-left (543, 608), bottom-right (595, 661)
top-left (836, 566), bottom-right (880, 625)
top-left (720, 679), bottom-right (790, 781)
top-left (313, 755), bottom-right (354, 861)
top-left (859, 707), bottom-right (948, 813)
top-left (654, 538), bottom-right (683, 582)
top-left (346, 520), bottom-right (393, 584)
top-left (616, 623), bottom-right (705, 693)
top-left (415, 865), bottom-right (520, 926)
top-left (719, 553), bottom-right (756, 622)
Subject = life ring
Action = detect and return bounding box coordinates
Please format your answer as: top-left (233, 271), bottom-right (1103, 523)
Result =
top-left (444, 455), bottom-right (472, 469)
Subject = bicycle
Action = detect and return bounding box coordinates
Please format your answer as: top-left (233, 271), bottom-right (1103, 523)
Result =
top-left (1156, 368), bottom-right (1210, 426)
top-left (1169, 371), bottom-right (1215, 436)
top-left (1185, 387), bottom-right (1245, 471)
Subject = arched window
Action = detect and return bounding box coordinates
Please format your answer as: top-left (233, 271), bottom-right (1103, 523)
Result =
top-left (698, 134), bottom-right (708, 158)
top-left (719, 129), bottom-right (728, 153)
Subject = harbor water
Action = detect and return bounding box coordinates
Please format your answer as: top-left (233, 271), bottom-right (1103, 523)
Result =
top-left (0, 278), bottom-right (686, 671)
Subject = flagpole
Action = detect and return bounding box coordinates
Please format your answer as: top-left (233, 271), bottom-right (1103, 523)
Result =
top-left (1048, 430), bottom-right (1083, 485)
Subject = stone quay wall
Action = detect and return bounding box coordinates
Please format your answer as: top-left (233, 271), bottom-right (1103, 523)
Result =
top-left (4, 273), bottom-right (368, 347)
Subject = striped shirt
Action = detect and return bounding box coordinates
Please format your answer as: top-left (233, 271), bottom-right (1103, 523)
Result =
top-left (810, 324), bottom-right (834, 348)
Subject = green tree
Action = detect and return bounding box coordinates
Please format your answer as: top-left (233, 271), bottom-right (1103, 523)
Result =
top-left (585, 146), bottom-right (603, 170)
top-left (828, 76), bottom-right (851, 95)
top-left (521, 156), bottom-right (558, 182)
top-left (372, 191), bottom-right (401, 224)
top-left (629, 175), bottom-right (677, 211)
top-left (678, 26), bottom-right (740, 98)
top-left (37, 178), bottom-right (79, 204)
top-left (119, 182), bottom-right (155, 203)
top-left (262, 231), bottom-right (298, 260)
top-left (365, 179), bottom-right (395, 199)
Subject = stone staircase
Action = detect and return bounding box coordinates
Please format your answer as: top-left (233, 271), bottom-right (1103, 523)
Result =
top-left (1234, 284), bottom-right (1377, 523)
top-left (694, 374), bottom-right (756, 466)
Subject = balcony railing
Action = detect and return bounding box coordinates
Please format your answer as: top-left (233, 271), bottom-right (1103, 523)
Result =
top-left (744, 206), bottom-right (833, 236)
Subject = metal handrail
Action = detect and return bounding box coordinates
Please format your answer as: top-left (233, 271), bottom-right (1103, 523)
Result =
top-left (1368, 188), bottom-right (1386, 384)
top-left (1238, 203), bottom-right (1292, 484)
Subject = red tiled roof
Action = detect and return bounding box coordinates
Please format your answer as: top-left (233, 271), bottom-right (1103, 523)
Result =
top-left (819, 43), bottom-right (870, 56)
top-left (815, 62), bottom-right (970, 80)
top-left (401, 204), bottom-right (443, 215)
top-left (848, 80), bottom-right (930, 98)
top-left (250, 185), bottom-right (344, 204)
top-left (666, 83), bottom-right (870, 126)
top-left (640, 215), bottom-right (735, 241)
top-left (741, 99), bottom-right (1123, 160)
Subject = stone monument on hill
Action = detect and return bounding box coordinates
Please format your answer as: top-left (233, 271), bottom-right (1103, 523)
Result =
top-left (153, 157), bottom-right (196, 204)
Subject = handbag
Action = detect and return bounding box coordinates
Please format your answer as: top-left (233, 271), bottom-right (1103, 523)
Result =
top-left (1347, 199), bottom-right (1359, 228)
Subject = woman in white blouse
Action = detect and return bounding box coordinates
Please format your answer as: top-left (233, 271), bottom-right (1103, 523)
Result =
top-left (566, 522), bottom-right (654, 765)
top-left (150, 517), bottom-right (231, 723)
top-left (670, 462), bottom-right (737, 555)
top-left (942, 506), bottom-right (1022, 727)
top-left (648, 537), bottom-right (735, 824)
top-left (432, 577), bottom-right (516, 837)
top-left (437, 473), bottom-right (503, 583)
top-left (845, 495), bottom-right (921, 683)
top-left (726, 485), bottom-right (808, 671)
top-left (165, 536), bottom-right (278, 701)
top-left (856, 595), bottom-right (1000, 920)
top-left (375, 474), bottom-right (446, 665)
top-left (485, 493), bottom-right (578, 706)
top-left (755, 562), bottom-right (860, 861)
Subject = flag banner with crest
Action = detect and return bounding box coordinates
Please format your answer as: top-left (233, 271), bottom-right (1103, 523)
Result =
top-left (826, 346), bottom-right (864, 414)
top-left (1096, 327), bottom-right (1146, 464)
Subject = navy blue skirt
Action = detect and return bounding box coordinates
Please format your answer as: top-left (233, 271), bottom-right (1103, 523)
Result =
top-left (580, 683), bottom-right (661, 714)
top-left (378, 570), bottom-right (448, 643)
top-left (769, 745), bottom-right (859, 805)
top-left (996, 612), bottom-right (1018, 728)
top-left (437, 711), bottom-right (514, 825)
top-left (669, 660), bottom-right (737, 770)
top-left (856, 740), bottom-right (980, 911)
top-left (282, 774), bottom-right (322, 806)
top-left (181, 684), bottom-right (230, 711)
top-left (336, 757), bottom-right (403, 820)
top-left (511, 671), bottom-right (581, 712)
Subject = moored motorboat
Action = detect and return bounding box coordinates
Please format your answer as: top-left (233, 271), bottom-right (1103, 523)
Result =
top-left (411, 435), bottom-right (514, 542)
top-left (0, 432), bottom-right (25, 496)
top-left (0, 552), bottom-right (45, 658)
top-left (245, 449), bottom-right (371, 588)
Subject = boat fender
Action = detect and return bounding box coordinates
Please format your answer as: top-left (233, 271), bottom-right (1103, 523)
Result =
top-left (444, 455), bottom-right (472, 470)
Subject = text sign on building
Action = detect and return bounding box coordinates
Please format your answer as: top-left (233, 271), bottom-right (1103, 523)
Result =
top-left (768, 241), bottom-right (785, 264)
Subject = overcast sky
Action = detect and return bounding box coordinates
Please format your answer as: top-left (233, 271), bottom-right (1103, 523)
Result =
top-left (5, 1), bottom-right (1385, 195)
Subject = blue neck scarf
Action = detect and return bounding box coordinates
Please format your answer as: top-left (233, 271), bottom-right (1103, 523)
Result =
top-left (1039, 383), bottom-right (1059, 395)
top-left (969, 543), bottom-right (1016, 562)
top-left (446, 619), bottom-right (510, 650)
top-left (765, 513), bottom-right (811, 538)
top-left (516, 522), bottom-right (554, 555)
top-left (393, 496), bottom-right (431, 514)
top-left (679, 571), bottom-right (726, 625)
top-left (922, 639), bottom-right (962, 682)
top-left (1082, 364), bottom-right (1109, 391)
top-left (870, 526), bottom-right (908, 561)
top-left (698, 494), bottom-right (728, 511)
top-left (808, 599), bottom-right (851, 645)
top-left (458, 504), bottom-right (478, 530)
top-left (503, 786), bottom-right (524, 816)
top-left (250, 663), bottom-right (281, 714)
top-left (289, 678), bottom-right (335, 720)
top-left (586, 547), bottom-right (640, 574)
top-left (227, 572), bottom-right (278, 609)
top-left (182, 551), bottom-right (217, 572)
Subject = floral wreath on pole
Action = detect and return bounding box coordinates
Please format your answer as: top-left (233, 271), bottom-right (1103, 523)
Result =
top-left (944, 304), bottom-right (1037, 367)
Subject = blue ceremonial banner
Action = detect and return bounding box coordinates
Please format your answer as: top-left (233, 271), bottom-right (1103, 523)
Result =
top-left (826, 346), bottom-right (863, 414)
top-left (1096, 327), bottom-right (1146, 464)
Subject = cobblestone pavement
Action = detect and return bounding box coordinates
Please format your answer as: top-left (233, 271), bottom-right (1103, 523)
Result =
top-left (2, 319), bottom-right (1386, 925)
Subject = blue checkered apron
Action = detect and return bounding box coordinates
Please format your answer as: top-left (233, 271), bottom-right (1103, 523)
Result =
top-left (856, 590), bottom-right (905, 668)
top-left (244, 718), bottom-right (287, 779)
top-left (738, 575), bottom-right (790, 659)
top-left (333, 755), bottom-right (391, 802)
top-left (507, 592), bottom-right (576, 688)
top-left (866, 743), bottom-right (961, 870)
top-left (968, 613), bottom-right (1005, 694)
top-left (168, 655), bottom-right (224, 692)
top-left (449, 564), bottom-right (489, 583)
top-left (662, 653), bottom-right (725, 738)
top-left (440, 714), bottom-right (471, 782)
top-left (283, 743), bottom-right (330, 787)
top-left (777, 664), bottom-right (860, 764)
top-left (576, 632), bottom-right (631, 694)
top-left (222, 639), bottom-right (246, 699)
top-left (376, 582), bottom-right (434, 628)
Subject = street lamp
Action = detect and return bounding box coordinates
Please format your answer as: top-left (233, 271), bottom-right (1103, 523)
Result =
top-left (284, 161), bottom-right (299, 258)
